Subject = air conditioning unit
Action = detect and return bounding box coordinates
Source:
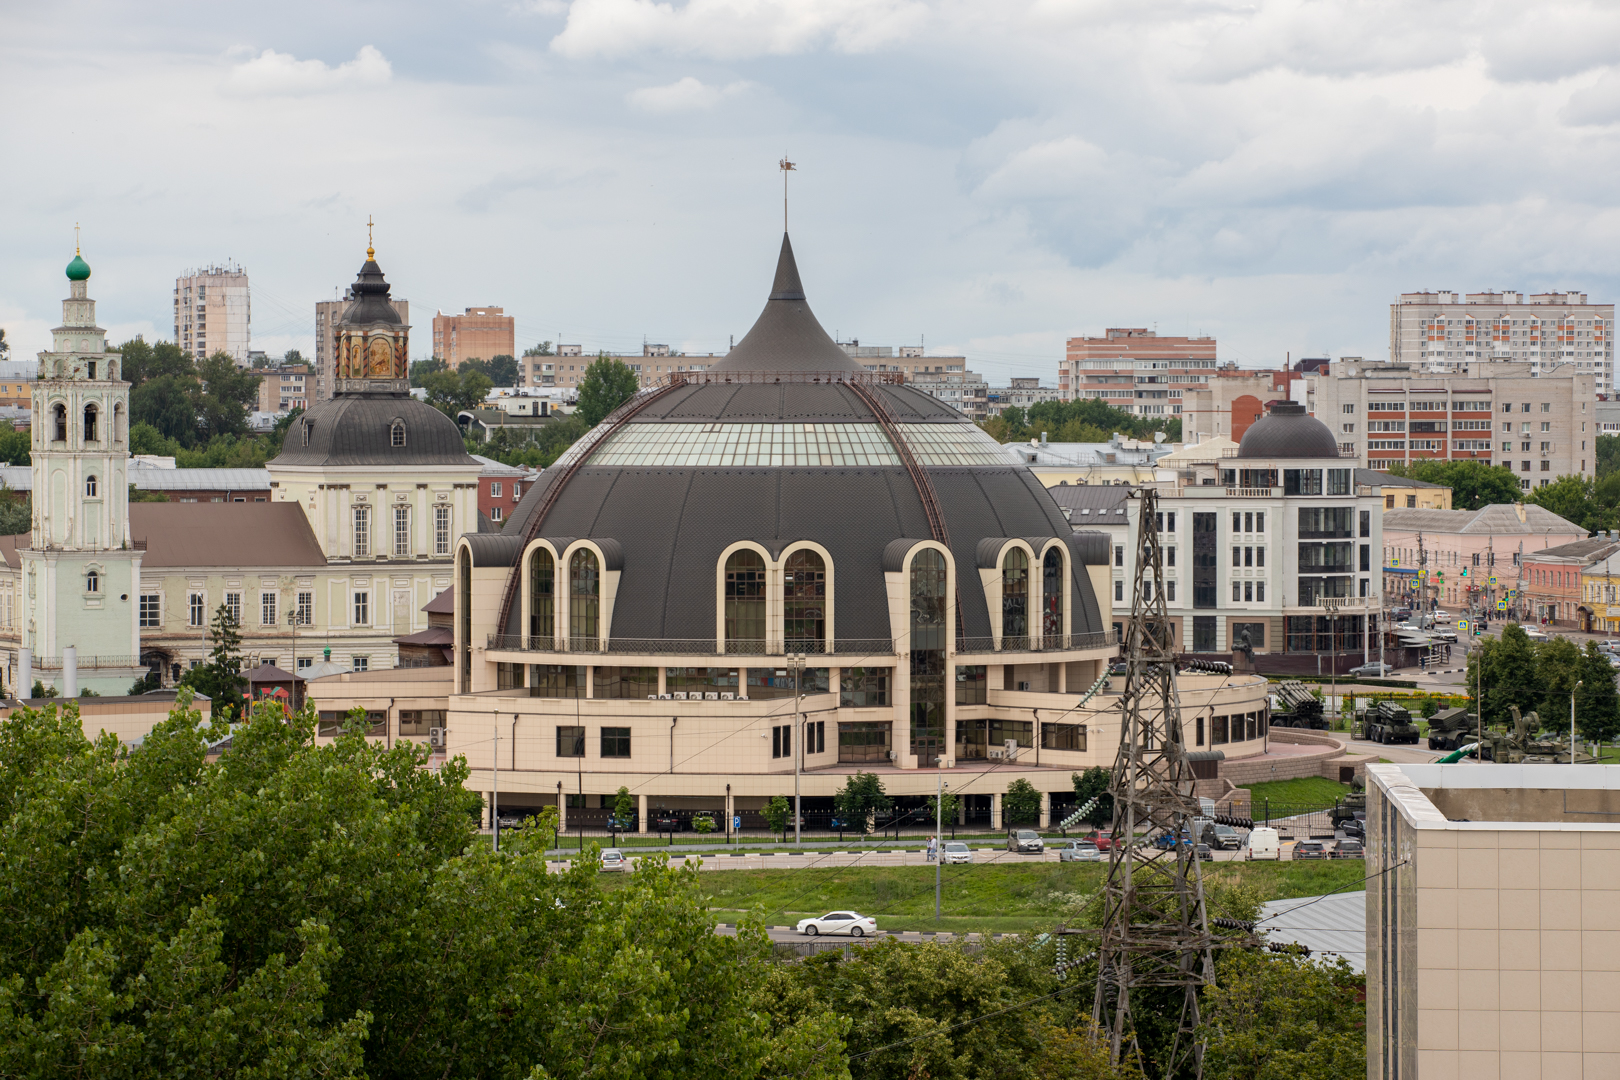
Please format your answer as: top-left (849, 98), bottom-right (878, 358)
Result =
top-left (673, 692), bottom-right (688, 700)
top-left (428, 727), bottom-right (444, 747)
top-left (1017, 681), bottom-right (1032, 691)
top-left (1004, 738), bottom-right (1019, 754)
top-left (988, 747), bottom-right (1006, 760)
top-left (720, 692), bottom-right (735, 700)
top-left (705, 692), bottom-right (719, 700)
top-left (658, 693), bottom-right (672, 700)
top-left (647, 694), bottom-right (658, 700)
top-left (887, 750), bottom-right (897, 760)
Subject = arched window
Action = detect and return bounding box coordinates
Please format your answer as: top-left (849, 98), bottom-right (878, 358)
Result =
top-left (724, 549), bottom-right (766, 653)
top-left (569, 549), bottom-right (599, 645)
top-left (529, 548), bottom-right (555, 646)
top-left (390, 420), bottom-right (406, 448)
top-left (53, 404), bottom-right (67, 443)
top-left (1042, 547), bottom-right (1065, 644)
top-left (85, 570), bottom-right (99, 594)
top-left (85, 475), bottom-right (98, 498)
top-left (1001, 548), bottom-right (1029, 648)
top-left (909, 549), bottom-right (947, 768)
top-left (783, 550), bottom-right (826, 650)
top-left (458, 549), bottom-right (472, 694)
top-left (83, 405), bottom-right (98, 443)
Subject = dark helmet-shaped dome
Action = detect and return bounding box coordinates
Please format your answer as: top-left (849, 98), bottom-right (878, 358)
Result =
top-left (1236, 401), bottom-right (1341, 459)
top-left (272, 394), bottom-right (476, 467)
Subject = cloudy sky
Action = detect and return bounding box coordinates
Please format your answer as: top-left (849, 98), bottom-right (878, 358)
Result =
top-left (5, 0), bottom-right (1620, 382)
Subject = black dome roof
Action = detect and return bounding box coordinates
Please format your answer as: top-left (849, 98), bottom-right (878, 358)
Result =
top-left (708, 235), bottom-right (864, 374)
top-left (271, 394), bottom-right (477, 467)
top-left (1236, 401), bottom-right (1341, 459)
top-left (342, 255), bottom-right (402, 325)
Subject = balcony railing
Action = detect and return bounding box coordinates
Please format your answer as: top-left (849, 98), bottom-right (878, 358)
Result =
top-left (485, 635), bottom-right (896, 656)
top-left (957, 630), bottom-right (1118, 654)
top-left (32, 655), bottom-right (146, 670)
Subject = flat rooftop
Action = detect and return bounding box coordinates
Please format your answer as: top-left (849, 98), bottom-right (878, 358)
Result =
top-left (1369, 762), bottom-right (1620, 831)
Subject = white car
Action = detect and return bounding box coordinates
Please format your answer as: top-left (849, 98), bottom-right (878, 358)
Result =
top-left (599, 848), bottom-right (628, 872)
top-left (941, 841), bottom-right (973, 864)
top-left (796, 911), bottom-right (878, 937)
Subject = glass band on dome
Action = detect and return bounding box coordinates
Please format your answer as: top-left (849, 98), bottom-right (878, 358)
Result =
top-left (563, 422), bottom-right (1007, 469)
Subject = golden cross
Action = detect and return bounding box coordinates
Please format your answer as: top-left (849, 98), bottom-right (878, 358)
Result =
top-left (75, 222), bottom-right (80, 255)
top-left (367, 215), bottom-right (374, 246)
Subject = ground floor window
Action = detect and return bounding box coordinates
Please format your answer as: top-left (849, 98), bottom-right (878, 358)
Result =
top-left (529, 664), bottom-right (586, 698)
top-left (1211, 714), bottom-right (1229, 745)
top-left (1041, 723), bottom-right (1086, 751)
top-left (838, 721), bottom-right (891, 763)
top-left (317, 709), bottom-right (385, 737)
top-left (1284, 615), bottom-right (1364, 653)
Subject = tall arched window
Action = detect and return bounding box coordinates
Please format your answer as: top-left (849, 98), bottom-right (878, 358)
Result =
top-left (724, 549), bottom-right (766, 653)
top-left (390, 420), bottom-right (406, 447)
top-left (783, 550), bottom-right (825, 650)
top-left (1001, 548), bottom-right (1029, 648)
top-left (53, 404), bottom-right (67, 443)
top-left (529, 548), bottom-right (555, 646)
top-left (83, 405), bottom-right (98, 443)
top-left (1042, 547), bottom-right (1065, 644)
top-left (85, 570), bottom-right (99, 594)
top-left (909, 549), bottom-right (947, 768)
top-left (569, 549), bottom-right (599, 645)
top-left (85, 475), bottom-right (98, 498)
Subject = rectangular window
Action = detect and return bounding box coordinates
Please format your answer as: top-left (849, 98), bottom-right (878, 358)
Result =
top-left (600, 727), bottom-right (631, 758)
top-left (353, 591), bottom-right (369, 625)
top-left (353, 505), bottom-right (370, 557)
top-left (668, 667), bottom-right (747, 697)
top-left (557, 725), bottom-right (586, 757)
top-left (1211, 715), bottom-right (1229, 745)
top-left (1114, 545), bottom-right (1124, 567)
top-left (1244, 581), bottom-right (1253, 602)
top-left (434, 506), bottom-right (451, 555)
top-left (838, 721), bottom-right (892, 763)
top-left (809, 720), bottom-right (825, 755)
top-left (1232, 582), bottom-right (1241, 602)
top-left (261, 592), bottom-right (277, 626)
top-left (1166, 547), bottom-right (1176, 567)
top-left (397, 709), bottom-right (446, 736)
top-left (530, 665), bottom-right (587, 698)
top-left (1167, 580), bottom-right (1176, 602)
top-left (223, 592), bottom-right (241, 625)
top-left (317, 710), bottom-right (385, 737)
top-left (1115, 580), bottom-right (1124, 602)
top-left (772, 724), bottom-right (790, 759)
top-left (1282, 469), bottom-right (1323, 495)
top-left (1232, 547), bottom-right (1241, 568)
top-left (352, 656), bottom-right (369, 672)
top-left (1244, 547), bottom-right (1254, 567)
top-left (954, 665), bottom-right (987, 705)
top-left (296, 591), bottom-right (313, 626)
top-left (593, 666), bottom-right (658, 699)
top-left (1255, 512), bottom-right (1264, 533)
top-left (139, 594), bottom-right (161, 628)
top-left (1232, 512), bottom-right (1241, 534)
top-left (394, 506), bottom-right (410, 556)
top-left (834, 667), bottom-right (888, 707)
top-left (1041, 723), bottom-right (1086, 751)
top-left (1256, 581), bottom-right (1265, 602)
top-left (1360, 509), bottom-right (1371, 538)
top-left (1192, 512), bottom-right (1217, 609)
top-left (1326, 468), bottom-right (1351, 495)
top-left (189, 592), bottom-right (206, 627)
top-left (491, 482), bottom-right (502, 498)
top-left (1192, 615), bottom-right (1217, 651)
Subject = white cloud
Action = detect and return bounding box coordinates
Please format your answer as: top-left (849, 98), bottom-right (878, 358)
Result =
top-left (626, 76), bottom-right (750, 111)
top-left (551, 0), bottom-right (928, 59)
top-left (223, 45), bottom-right (392, 96)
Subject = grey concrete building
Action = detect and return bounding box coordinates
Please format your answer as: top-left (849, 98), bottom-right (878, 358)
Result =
top-left (1390, 290), bottom-right (1613, 396)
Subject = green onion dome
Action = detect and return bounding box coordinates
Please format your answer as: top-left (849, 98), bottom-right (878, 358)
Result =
top-left (65, 253), bottom-right (91, 281)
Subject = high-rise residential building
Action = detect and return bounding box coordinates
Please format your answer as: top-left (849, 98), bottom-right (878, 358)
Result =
top-left (256, 364), bottom-right (310, 414)
top-left (1306, 358), bottom-right (1597, 491)
top-left (314, 292), bottom-right (407, 402)
top-left (173, 264), bottom-right (250, 364)
top-left (431, 307), bottom-right (515, 369)
top-left (1059, 329), bottom-right (1217, 417)
top-left (1390, 290), bottom-right (1614, 396)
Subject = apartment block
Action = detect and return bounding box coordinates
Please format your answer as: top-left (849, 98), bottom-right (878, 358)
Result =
top-left (1180, 366), bottom-right (1301, 443)
top-left (1307, 359), bottom-right (1597, 491)
top-left (522, 345), bottom-right (718, 390)
top-left (1391, 290), bottom-right (1614, 396)
top-left (0, 361), bottom-right (37, 408)
top-left (986, 377), bottom-right (1064, 417)
top-left (314, 293), bottom-right (408, 403)
top-left (432, 307), bottom-right (515, 368)
top-left (255, 364), bottom-right (311, 414)
top-left (173, 265), bottom-right (250, 364)
top-left (1060, 328), bottom-right (1217, 417)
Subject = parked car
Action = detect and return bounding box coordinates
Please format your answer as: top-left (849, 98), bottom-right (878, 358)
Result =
top-left (1348, 662), bottom-right (1393, 679)
top-left (1245, 827), bottom-right (1281, 861)
top-left (1598, 640), bottom-right (1620, 654)
top-left (606, 815), bottom-right (636, 832)
top-left (1201, 823), bottom-right (1242, 850)
top-left (1008, 829), bottom-right (1045, 854)
top-left (1082, 830), bottom-right (1115, 851)
top-left (1057, 840), bottom-right (1102, 862)
top-left (1333, 838), bottom-right (1365, 859)
top-left (1292, 840), bottom-right (1330, 861)
top-left (1109, 661), bottom-right (1129, 676)
top-left (1153, 830), bottom-right (1195, 849)
top-left (941, 841), bottom-right (973, 864)
top-left (1523, 627), bottom-right (1550, 642)
top-left (599, 849), bottom-right (628, 872)
top-left (1196, 843), bottom-right (1213, 862)
top-left (1391, 607), bottom-right (1412, 622)
top-left (653, 813), bottom-right (686, 832)
top-left (796, 911), bottom-right (878, 937)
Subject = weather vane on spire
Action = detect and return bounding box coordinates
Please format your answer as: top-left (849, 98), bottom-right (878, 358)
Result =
top-left (366, 215), bottom-right (375, 259)
top-left (779, 158), bottom-right (796, 232)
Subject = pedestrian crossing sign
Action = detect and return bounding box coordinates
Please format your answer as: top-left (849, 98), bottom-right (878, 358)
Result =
top-left (1497, 599), bottom-right (1508, 610)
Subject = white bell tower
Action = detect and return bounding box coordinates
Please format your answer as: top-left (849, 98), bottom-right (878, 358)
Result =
top-left (19, 243), bottom-right (143, 695)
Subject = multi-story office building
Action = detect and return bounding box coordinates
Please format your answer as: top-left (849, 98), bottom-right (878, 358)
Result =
top-left (1059, 328), bottom-right (1218, 418)
top-left (986, 377), bottom-right (1064, 417)
top-left (173, 265), bottom-right (250, 364)
top-left (1307, 359), bottom-right (1597, 489)
top-left (314, 293), bottom-right (408, 402)
top-left (1390, 290), bottom-right (1614, 395)
top-left (255, 364), bottom-right (310, 414)
top-left (431, 307), bottom-right (515, 368)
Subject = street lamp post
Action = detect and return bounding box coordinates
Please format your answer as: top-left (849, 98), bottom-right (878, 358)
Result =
top-left (1572, 680), bottom-right (1583, 764)
top-left (792, 652), bottom-right (805, 846)
top-left (935, 771), bottom-right (948, 920)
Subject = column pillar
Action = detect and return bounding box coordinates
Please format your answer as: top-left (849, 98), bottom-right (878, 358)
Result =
top-left (1039, 790), bottom-right (1051, 828)
top-left (639, 793), bottom-right (650, 835)
top-left (991, 792), bottom-right (1003, 831)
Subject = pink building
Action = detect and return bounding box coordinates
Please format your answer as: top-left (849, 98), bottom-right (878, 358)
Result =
top-left (1381, 504), bottom-right (1585, 618)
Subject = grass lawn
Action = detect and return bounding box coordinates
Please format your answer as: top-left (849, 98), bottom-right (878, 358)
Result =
top-left (596, 859), bottom-right (1369, 933)
top-left (1240, 776), bottom-right (1352, 811)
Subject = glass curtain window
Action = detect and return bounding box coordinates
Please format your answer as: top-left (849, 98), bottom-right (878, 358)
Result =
top-left (570, 549), bottom-right (599, 644)
top-left (783, 550), bottom-right (826, 650)
top-left (529, 549), bottom-right (555, 646)
top-left (1042, 548), bottom-right (1064, 643)
top-left (1001, 548), bottom-right (1029, 647)
top-left (725, 550), bottom-right (767, 652)
top-left (909, 549), bottom-right (947, 767)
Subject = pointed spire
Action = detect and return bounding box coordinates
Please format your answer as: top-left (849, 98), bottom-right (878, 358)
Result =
top-left (769, 232), bottom-right (806, 301)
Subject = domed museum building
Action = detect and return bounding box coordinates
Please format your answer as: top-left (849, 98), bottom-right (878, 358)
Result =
top-left (319, 234), bottom-right (1275, 831)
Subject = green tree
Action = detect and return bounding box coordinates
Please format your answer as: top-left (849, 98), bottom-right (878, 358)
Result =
top-left (1577, 641), bottom-right (1620, 744)
top-left (1383, 459), bottom-right (1522, 511)
top-left (1003, 777), bottom-right (1042, 825)
top-left (763, 794), bottom-right (793, 838)
top-left (421, 369), bottom-right (492, 417)
top-left (409, 357), bottom-right (447, 387)
top-left (0, 326), bottom-right (7, 359)
top-left (113, 337), bottom-right (193, 389)
top-left (0, 492), bottom-right (28, 535)
top-left (196, 350), bottom-right (261, 440)
top-left (1467, 623), bottom-right (1541, 726)
top-left (926, 787), bottom-right (959, 830)
top-left (1072, 766), bottom-right (1114, 827)
top-left (612, 785), bottom-right (635, 825)
top-left (834, 771), bottom-right (893, 826)
top-left (130, 373), bottom-right (201, 445)
top-left (177, 604), bottom-right (246, 717)
top-left (1598, 434), bottom-right (1620, 480)
top-left (1536, 634), bottom-right (1585, 722)
top-left (576, 354), bottom-right (641, 426)
top-left (0, 423), bottom-right (32, 466)
top-left (1526, 474), bottom-right (1611, 532)
top-left (523, 341), bottom-right (555, 356)
top-left (1199, 950), bottom-right (1365, 1080)
top-left (486, 354), bottom-right (519, 387)
top-left (282, 348), bottom-right (305, 365)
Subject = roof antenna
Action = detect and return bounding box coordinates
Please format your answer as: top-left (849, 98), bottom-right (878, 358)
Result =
top-left (779, 157), bottom-right (796, 231)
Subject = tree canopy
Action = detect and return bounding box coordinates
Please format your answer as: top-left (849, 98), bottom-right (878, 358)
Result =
top-left (459, 355), bottom-right (519, 388)
top-left (117, 342), bottom-right (261, 449)
top-left (1380, 459), bottom-right (1523, 511)
top-left (980, 399), bottom-right (1180, 445)
top-left (576, 355), bottom-right (641, 426)
top-left (421, 368), bottom-right (494, 417)
top-left (1464, 622), bottom-right (1620, 740)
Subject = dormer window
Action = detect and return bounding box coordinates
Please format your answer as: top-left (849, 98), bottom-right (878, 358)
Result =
top-left (390, 420), bottom-right (406, 448)
top-left (302, 419), bottom-right (314, 447)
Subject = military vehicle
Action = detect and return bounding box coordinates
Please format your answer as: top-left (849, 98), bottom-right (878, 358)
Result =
top-left (1479, 707), bottom-right (1597, 764)
top-left (1426, 706), bottom-right (1478, 751)
top-left (1330, 777), bottom-right (1366, 830)
top-left (1269, 680), bottom-right (1329, 729)
top-left (1359, 700), bottom-right (1420, 744)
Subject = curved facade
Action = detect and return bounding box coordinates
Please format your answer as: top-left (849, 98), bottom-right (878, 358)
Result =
top-left (434, 233), bottom-right (1272, 829)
